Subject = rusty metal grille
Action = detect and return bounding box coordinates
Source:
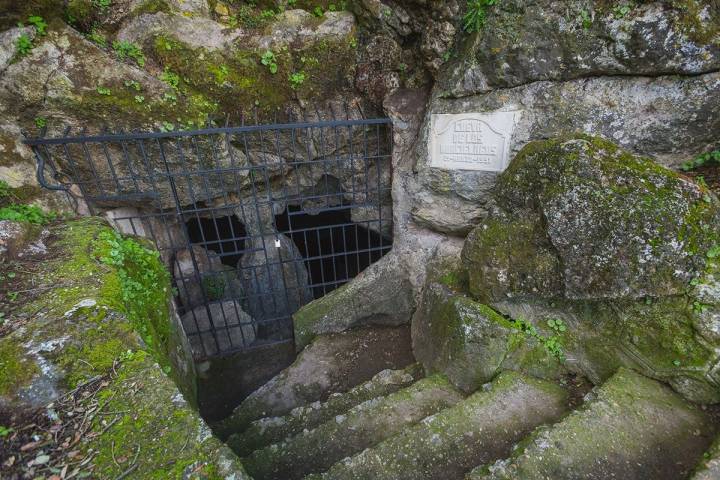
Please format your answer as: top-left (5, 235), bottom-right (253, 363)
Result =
top-left (24, 111), bottom-right (393, 360)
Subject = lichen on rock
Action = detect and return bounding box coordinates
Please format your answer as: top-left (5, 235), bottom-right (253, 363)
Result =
top-left (452, 136), bottom-right (720, 403)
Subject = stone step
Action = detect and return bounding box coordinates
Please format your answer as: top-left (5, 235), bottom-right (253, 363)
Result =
top-left (309, 371), bottom-right (569, 480)
top-left (227, 364), bottom-right (424, 456)
top-left (214, 325), bottom-right (414, 438)
top-left (468, 368), bottom-right (717, 480)
top-left (242, 375), bottom-right (464, 480)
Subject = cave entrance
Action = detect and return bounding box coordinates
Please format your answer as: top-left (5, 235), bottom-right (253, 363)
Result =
top-left (186, 215), bottom-right (247, 268)
top-left (26, 112), bottom-right (394, 361)
top-left (275, 205), bottom-right (392, 299)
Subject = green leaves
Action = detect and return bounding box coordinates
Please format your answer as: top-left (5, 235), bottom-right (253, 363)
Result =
top-left (112, 40), bottom-right (145, 67)
top-left (707, 245), bottom-right (720, 259)
top-left (289, 71), bottom-right (306, 89)
top-left (15, 34), bottom-right (33, 58)
top-left (463, 0), bottom-right (497, 33)
top-left (578, 10), bottom-right (592, 29)
top-left (261, 50), bottom-right (278, 74)
top-left (160, 68), bottom-right (180, 89)
top-left (547, 318), bottom-right (567, 333)
top-left (681, 150), bottom-right (720, 172)
top-left (96, 86), bottom-right (111, 96)
top-left (27, 15), bottom-right (47, 36)
top-left (511, 316), bottom-right (566, 361)
top-left (13, 15), bottom-right (48, 59)
top-left (0, 204), bottom-right (56, 224)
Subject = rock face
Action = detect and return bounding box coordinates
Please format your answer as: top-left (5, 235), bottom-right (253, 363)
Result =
top-left (443, 0), bottom-right (720, 96)
top-left (0, 220), bottom-right (30, 261)
top-left (411, 0), bottom-right (720, 236)
top-left (416, 136), bottom-right (720, 403)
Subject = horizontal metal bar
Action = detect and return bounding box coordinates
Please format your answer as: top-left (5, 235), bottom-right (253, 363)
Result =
top-left (23, 118), bottom-right (393, 145)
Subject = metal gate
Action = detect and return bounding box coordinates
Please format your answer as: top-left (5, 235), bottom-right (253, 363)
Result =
top-left (24, 110), bottom-right (393, 360)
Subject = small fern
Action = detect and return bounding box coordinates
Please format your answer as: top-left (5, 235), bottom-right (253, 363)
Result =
top-left (463, 0), bottom-right (497, 33)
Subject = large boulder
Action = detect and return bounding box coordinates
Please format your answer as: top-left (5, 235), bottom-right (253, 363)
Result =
top-left (239, 233), bottom-right (312, 336)
top-left (412, 280), bottom-right (564, 393)
top-left (413, 0), bottom-right (720, 236)
top-left (415, 136), bottom-right (720, 403)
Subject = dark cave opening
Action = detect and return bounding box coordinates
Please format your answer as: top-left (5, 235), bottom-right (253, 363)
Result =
top-left (275, 205), bottom-right (392, 299)
top-left (186, 215), bottom-right (247, 268)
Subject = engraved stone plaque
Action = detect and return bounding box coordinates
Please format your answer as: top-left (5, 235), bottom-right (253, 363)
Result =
top-left (429, 111), bottom-right (521, 172)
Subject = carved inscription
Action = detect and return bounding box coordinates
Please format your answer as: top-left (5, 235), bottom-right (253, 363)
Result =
top-left (429, 111), bottom-right (521, 172)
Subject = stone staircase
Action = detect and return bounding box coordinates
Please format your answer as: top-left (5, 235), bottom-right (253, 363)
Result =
top-left (214, 333), bottom-right (720, 480)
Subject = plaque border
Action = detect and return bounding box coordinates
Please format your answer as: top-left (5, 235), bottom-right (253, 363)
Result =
top-left (429, 110), bottom-right (522, 172)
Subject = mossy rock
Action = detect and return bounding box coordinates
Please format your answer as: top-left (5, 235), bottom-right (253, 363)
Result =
top-left (0, 217), bottom-right (249, 478)
top-left (146, 26), bottom-right (357, 114)
top-left (478, 368), bottom-right (717, 480)
top-left (412, 281), bottom-right (565, 393)
top-left (459, 135), bottom-right (720, 403)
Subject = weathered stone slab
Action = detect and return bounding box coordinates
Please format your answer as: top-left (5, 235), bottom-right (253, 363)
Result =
top-left (242, 375), bottom-right (464, 480)
top-left (473, 369), bottom-right (716, 480)
top-left (313, 372), bottom-right (568, 480)
top-left (293, 251), bottom-right (415, 350)
top-left (214, 325), bottom-right (415, 437)
top-left (428, 111), bottom-right (521, 172)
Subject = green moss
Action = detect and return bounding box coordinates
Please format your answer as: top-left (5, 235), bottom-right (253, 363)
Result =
top-left (437, 269), bottom-right (468, 292)
top-left (13, 218), bottom-right (174, 383)
top-left (55, 318), bottom-right (135, 388)
top-left (82, 350), bottom-right (238, 479)
top-left (462, 216), bottom-right (560, 303)
top-left (67, 84), bottom-right (217, 131)
top-left (0, 339), bottom-right (39, 396)
top-left (148, 32), bottom-right (356, 113)
top-left (132, 0), bottom-right (172, 16)
top-left (94, 229), bottom-right (173, 368)
top-left (669, 0), bottom-right (720, 44)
